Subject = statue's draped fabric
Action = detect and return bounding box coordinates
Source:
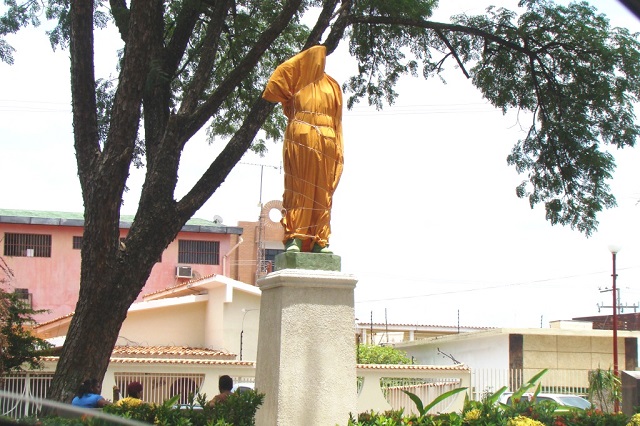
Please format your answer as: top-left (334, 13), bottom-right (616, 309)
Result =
top-left (263, 46), bottom-right (344, 250)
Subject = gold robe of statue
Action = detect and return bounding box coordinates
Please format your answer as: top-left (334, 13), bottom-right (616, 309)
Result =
top-left (262, 45), bottom-right (344, 253)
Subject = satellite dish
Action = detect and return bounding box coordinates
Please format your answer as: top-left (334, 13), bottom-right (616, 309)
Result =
top-left (262, 200), bottom-right (284, 228)
top-left (213, 215), bottom-right (224, 225)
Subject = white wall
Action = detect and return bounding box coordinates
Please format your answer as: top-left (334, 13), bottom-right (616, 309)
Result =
top-left (401, 333), bottom-right (510, 370)
top-left (204, 285), bottom-right (261, 359)
top-left (223, 291), bottom-right (261, 361)
top-left (119, 300), bottom-right (207, 347)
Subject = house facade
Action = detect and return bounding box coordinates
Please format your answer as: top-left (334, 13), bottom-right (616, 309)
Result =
top-left (0, 209), bottom-right (245, 322)
top-left (395, 320), bottom-right (640, 395)
top-left (356, 322), bottom-right (489, 346)
top-left (35, 274), bottom-right (262, 362)
top-left (232, 200), bottom-right (286, 285)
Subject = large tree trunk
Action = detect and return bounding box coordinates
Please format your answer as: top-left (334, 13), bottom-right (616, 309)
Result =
top-left (46, 0), bottom-right (335, 404)
top-left (46, 0), bottom-right (160, 403)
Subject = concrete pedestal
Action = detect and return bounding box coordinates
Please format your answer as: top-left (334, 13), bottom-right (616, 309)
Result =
top-left (254, 257), bottom-right (358, 426)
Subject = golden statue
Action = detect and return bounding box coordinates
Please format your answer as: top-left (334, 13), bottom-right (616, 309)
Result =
top-left (263, 45), bottom-right (344, 254)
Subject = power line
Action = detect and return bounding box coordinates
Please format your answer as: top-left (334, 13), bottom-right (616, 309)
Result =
top-left (356, 265), bottom-right (640, 303)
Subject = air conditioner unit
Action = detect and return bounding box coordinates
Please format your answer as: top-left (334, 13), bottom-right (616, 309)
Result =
top-left (176, 266), bottom-right (193, 279)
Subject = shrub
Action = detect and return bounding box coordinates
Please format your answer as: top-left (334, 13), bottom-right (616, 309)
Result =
top-left (14, 389), bottom-right (264, 426)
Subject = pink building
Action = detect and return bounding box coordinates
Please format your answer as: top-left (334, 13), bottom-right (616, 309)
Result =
top-left (0, 209), bottom-right (243, 322)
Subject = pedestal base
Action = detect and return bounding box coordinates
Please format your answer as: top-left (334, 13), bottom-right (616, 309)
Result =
top-left (255, 266), bottom-right (358, 426)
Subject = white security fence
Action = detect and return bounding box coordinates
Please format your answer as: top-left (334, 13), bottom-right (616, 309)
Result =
top-left (0, 367), bottom-right (592, 420)
top-left (471, 368), bottom-right (591, 400)
top-left (357, 364), bottom-right (471, 415)
top-left (0, 371), bottom-right (55, 419)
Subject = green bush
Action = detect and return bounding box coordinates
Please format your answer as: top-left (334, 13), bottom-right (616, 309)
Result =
top-left (13, 390), bottom-right (264, 426)
top-left (347, 369), bottom-right (634, 426)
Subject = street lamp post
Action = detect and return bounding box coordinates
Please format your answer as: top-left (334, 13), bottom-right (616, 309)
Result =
top-left (239, 308), bottom-right (258, 361)
top-left (608, 244), bottom-right (621, 412)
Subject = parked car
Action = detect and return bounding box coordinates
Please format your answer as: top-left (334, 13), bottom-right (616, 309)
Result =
top-left (232, 382), bottom-right (255, 394)
top-left (499, 392), bottom-right (592, 410)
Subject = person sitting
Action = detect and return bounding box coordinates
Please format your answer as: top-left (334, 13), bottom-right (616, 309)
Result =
top-left (71, 378), bottom-right (110, 408)
top-left (116, 381), bottom-right (144, 407)
top-left (208, 375), bottom-right (233, 407)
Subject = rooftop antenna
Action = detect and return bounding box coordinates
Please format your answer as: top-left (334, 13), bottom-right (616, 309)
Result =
top-left (239, 161), bottom-right (281, 284)
top-left (385, 308), bottom-right (389, 345)
top-left (598, 287), bottom-right (638, 313)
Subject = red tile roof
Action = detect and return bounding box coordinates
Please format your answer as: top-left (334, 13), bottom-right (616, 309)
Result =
top-left (111, 345), bottom-right (235, 359)
top-left (356, 363), bottom-right (469, 371)
top-left (142, 274), bottom-right (216, 298)
top-left (40, 345), bottom-right (250, 365)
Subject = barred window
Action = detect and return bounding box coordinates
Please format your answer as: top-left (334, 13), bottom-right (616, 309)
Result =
top-left (265, 248), bottom-right (284, 265)
top-left (13, 289), bottom-right (32, 309)
top-left (4, 233), bottom-right (51, 257)
top-left (178, 240), bottom-right (219, 265)
top-left (72, 236), bottom-right (82, 250)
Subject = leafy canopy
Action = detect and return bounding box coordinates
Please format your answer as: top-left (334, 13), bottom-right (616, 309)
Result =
top-left (357, 344), bottom-right (412, 364)
top-left (0, 258), bottom-right (52, 373)
top-left (1, 1), bottom-right (639, 235)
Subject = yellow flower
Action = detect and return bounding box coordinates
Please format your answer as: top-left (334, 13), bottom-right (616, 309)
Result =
top-left (464, 408), bottom-right (481, 421)
top-left (626, 413), bottom-right (640, 426)
top-left (507, 415), bottom-right (545, 426)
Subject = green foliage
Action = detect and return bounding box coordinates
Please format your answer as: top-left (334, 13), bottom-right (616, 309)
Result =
top-left (2, 0), bottom-right (640, 403)
top-left (452, 1), bottom-right (640, 235)
top-left (587, 367), bottom-right (621, 413)
top-left (348, 369), bottom-right (632, 425)
top-left (357, 344), bottom-right (411, 365)
top-left (346, 0), bottom-right (640, 236)
top-left (0, 258), bottom-right (52, 374)
top-left (404, 386), bottom-right (468, 416)
top-left (21, 389), bottom-right (263, 425)
top-left (208, 389), bottom-right (264, 426)
top-left (2, 2), bottom-right (637, 234)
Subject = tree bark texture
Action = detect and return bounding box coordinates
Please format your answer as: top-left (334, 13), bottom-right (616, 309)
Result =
top-left (47, 0), bottom-right (339, 403)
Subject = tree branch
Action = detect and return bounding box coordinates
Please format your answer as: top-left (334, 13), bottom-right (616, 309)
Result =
top-left (179, 0), bottom-right (303, 144)
top-left (349, 15), bottom-right (530, 55)
top-left (109, 0), bottom-right (129, 43)
top-left (164, 2), bottom-right (203, 77)
top-left (323, 0), bottom-right (352, 55)
top-left (177, 97), bottom-right (276, 219)
top-left (179, 0), bottom-right (232, 115)
top-left (435, 29), bottom-right (470, 79)
top-left (70, 0), bottom-right (100, 193)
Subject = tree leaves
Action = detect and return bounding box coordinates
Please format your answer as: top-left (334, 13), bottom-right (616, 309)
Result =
top-left (346, 0), bottom-right (640, 235)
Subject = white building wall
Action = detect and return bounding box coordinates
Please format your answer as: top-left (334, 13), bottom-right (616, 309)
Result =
top-left (400, 333), bottom-right (510, 370)
top-left (205, 286), bottom-right (227, 350)
top-left (119, 300), bottom-right (207, 347)
top-left (222, 291), bottom-right (261, 361)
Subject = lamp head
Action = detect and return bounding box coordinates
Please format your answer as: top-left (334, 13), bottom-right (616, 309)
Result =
top-left (608, 244), bottom-right (622, 254)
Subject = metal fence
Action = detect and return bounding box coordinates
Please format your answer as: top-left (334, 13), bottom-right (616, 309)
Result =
top-left (471, 368), bottom-right (591, 400)
top-left (113, 372), bottom-right (205, 405)
top-left (0, 368), bottom-right (594, 420)
top-left (0, 371), bottom-right (54, 419)
top-left (385, 379), bottom-right (463, 415)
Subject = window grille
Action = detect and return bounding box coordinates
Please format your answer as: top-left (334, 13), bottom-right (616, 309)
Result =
top-left (3, 233), bottom-right (51, 257)
top-left (13, 289), bottom-right (32, 309)
top-left (72, 236), bottom-right (82, 250)
top-left (114, 372), bottom-right (205, 405)
top-left (264, 248), bottom-right (284, 264)
top-left (178, 240), bottom-right (219, 265)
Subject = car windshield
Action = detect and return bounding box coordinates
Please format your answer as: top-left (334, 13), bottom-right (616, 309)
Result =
top-left (556, 395), bottom-right (591, 409)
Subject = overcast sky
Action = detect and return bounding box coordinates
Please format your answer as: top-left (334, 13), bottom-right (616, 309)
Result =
top-left (1, 1), bottom-right (639, 329)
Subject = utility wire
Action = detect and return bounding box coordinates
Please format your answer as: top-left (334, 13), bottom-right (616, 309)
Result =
top-left (356, 265), bottom-right (640, 303)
